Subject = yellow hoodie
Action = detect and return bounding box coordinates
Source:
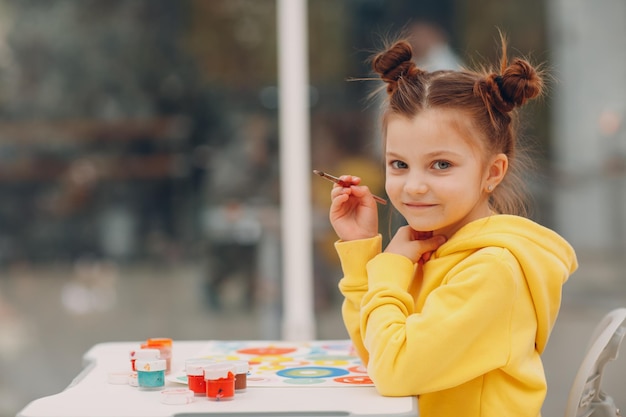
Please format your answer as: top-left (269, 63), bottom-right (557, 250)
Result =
top-left (336, 215), bottom-right (577, 417)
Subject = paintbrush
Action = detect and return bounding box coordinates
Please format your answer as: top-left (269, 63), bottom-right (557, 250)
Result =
top-left (313, 169), bottom-right (387, 205)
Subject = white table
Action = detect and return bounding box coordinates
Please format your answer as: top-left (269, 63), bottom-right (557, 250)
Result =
top-left (17, 340), bottom-right (418, 417)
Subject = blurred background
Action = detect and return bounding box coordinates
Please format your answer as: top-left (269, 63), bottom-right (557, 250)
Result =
top-left (0, 0), bottom-right (625, 416)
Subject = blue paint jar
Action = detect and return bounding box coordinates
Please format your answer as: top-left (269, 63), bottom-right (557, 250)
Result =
top-left (135, 359), bottom-right (166, 390)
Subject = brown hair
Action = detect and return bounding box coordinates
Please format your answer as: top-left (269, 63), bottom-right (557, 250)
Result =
top-left (371, 35), bottom-right (544, 216)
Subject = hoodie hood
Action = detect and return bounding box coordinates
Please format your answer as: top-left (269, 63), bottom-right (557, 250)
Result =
top-left (436, 215), bottom-right (578, 353)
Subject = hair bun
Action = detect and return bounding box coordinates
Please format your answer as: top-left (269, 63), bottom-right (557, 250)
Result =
top-left (497, 58), bottom-right (543, 107)
top-left (476, 58), bottom-right (543, 115)
top-left (372, 41), bottom-right (422, 93)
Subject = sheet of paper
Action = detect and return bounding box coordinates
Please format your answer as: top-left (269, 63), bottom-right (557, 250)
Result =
top-left (169, 340), bottom-right (373, 387)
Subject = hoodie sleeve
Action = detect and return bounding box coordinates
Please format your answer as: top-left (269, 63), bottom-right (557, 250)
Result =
top-left (361, 247), bottom-right (520, 396)
top-left (335, 235), bottom-right (383, 366)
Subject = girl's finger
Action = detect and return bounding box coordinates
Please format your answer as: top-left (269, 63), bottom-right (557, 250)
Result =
top-left (331, 186), bottom-right (350, 199)
top-left (417, 235), bottom-right (446, 259)
top-left (413, 230), bottom-right (433, 240)
top-left (339, 175), bottom-right (361, 186)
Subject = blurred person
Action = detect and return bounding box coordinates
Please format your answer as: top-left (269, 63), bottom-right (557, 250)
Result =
top-left (323, 35), bottom-right (577, 416)
top-left (406, 20), bottom-right (462, 71)
top-left (202, 112), bottom-right (279, 311)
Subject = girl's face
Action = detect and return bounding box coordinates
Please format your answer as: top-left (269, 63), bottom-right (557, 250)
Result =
top-left (385, 108), bottom-right (506, 239)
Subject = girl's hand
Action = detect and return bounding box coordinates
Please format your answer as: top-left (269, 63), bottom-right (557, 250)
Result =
top-left (385, 226), bottom-right (446, 264)
top-left (329, 175), bottom-right (379, 241)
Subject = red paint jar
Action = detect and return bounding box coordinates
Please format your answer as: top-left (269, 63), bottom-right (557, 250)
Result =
top-left (185, 359), bottom-right (215, 396)
top-left (204, 363), bottom-right (236, 401)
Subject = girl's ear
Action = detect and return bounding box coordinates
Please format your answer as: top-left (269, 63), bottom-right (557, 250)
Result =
top-left (485, 153), bottom-right (508, 191)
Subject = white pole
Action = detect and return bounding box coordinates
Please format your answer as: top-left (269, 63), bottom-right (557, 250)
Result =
top-left (277, 0), bottom-right (315, 340)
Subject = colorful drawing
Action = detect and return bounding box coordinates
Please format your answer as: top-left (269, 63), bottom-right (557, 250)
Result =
top-left (170, 340), bottom-right (373, 387)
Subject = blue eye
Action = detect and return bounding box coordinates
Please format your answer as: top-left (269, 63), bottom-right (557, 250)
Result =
top-left (390, 160), bottom-right (408, 169)
top-left (432, 160), bottom-right (452, 170)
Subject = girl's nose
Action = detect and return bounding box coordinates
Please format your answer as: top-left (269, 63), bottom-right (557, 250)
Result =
top-left (404, 174), bottom-right (428, 195)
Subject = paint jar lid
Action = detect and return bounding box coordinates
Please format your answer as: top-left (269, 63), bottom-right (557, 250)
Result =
top-left (203, 363), bottom-right (235, 380)
top-left (131, 348), bottom-right (161, 360)
top-left (135, 359), bottom-right (166, 372)
top-left (160, 388), bottom-right (194, 405)
top-left (128, 371), bottom-right (138, 387)
top-left (107, 371), bottom-right (132, 385)
top-left (230, 360), bottom-right (250, 374)
top-left (185, 359), bottom-right (216, 376)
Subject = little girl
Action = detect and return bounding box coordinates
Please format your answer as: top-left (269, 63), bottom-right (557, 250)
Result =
top-left (327, 36), bottom-right (578, 417)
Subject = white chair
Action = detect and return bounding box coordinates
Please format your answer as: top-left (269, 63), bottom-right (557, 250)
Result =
top-left (565, 307), bottom-right (626, 417)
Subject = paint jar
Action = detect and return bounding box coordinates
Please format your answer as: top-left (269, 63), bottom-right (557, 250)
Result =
top-left (143, 338), bottom-right (173, 373)
top-left (231, 360), bottom-right (250, 392)
top-left (185, 359), bottom-right (215, 396)
top-left (130, 348), bottom-right (160, 371)
top-left (135, 358), bottom-right (166, 391)
top-left (204, 363), bottom-right (236, 401)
